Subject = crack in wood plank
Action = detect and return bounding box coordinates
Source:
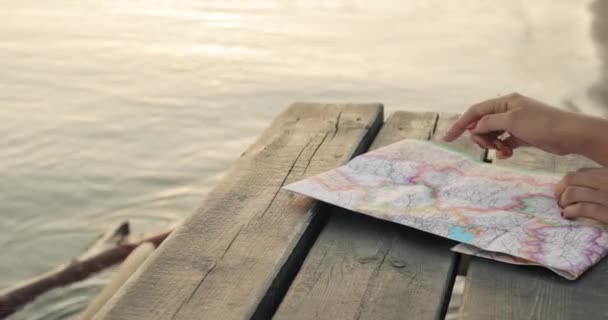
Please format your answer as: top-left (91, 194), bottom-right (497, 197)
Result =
top-left (172, 261), bottom-right (217, 319)
top-left (330, 110), bottom-right (344, 140)
top-left (313, 248), bottom-right (330, 277)
top-left (303, 132), bottom-right (329, 176)
top-left (309, 248), bottom-right (331, 289)
top-left (259, 139), bottom-right (312, 218)
top-left (221, 225), bottom-right (244, 259)
top-left (353, 248), bottom-right (390, 320)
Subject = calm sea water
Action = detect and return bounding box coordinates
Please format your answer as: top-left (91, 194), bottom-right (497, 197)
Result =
top-left (1, 1), bottom-right (605, 319)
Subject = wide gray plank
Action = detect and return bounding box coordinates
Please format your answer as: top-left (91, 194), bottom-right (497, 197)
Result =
top-left (95, 103), bottom-right (383, 320)
top-left (461, 148), bottom-right (608, 320)
top-left (274, 112), bottom-right (484, 320)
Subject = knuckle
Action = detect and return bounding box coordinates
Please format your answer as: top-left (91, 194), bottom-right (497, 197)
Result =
top-left (503, 92), bottom-right (525, 113)
top-left (504, 111), bottom-right (518, 126)
top-left (508, 92), bottom-right (522, 99)
top-left (563, 172), bottom-right (577, 184)
top-left (477, 116), bottom-right (490, 127)
top-left (497, 98), bottom-right (510, 113)
top-left (470, 102), bottom-right (483, 111)
top-left (553, 183), bottom-right (563, 197)
top-left (562, 187), bottom-right (577, 203)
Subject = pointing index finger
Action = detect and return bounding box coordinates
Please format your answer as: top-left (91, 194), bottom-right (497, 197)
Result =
top-left (442, 97), bottom-right (508, 142)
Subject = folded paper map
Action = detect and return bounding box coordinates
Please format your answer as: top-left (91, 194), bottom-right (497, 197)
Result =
top-left (284, 139), bottom-right (608, 280)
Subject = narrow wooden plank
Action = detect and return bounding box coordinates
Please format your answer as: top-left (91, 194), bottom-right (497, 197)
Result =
top-left (461, 149), bottom-right (608, 320)
top-left (274, 112), bottom-right (484, 320)
top-left (95, 103), bottom-right (384, 320)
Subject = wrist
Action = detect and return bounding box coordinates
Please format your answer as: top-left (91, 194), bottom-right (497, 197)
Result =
top-left (572, 114), bottom-right (608, 165)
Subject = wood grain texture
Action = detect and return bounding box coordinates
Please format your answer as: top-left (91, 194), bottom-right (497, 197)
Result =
top-left (461, 149), bottom-right (608, 320)
top-left (274, 112), bottom-right (484, 320)
top-left (94, 103), bottom-right (383, 320)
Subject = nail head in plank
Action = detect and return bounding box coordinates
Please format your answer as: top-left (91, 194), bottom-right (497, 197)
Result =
top-left (94, 103), bottom-right (384, 320)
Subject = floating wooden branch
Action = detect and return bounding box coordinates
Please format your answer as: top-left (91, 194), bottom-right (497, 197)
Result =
top-left (0, 223), bottom-right (173, 318)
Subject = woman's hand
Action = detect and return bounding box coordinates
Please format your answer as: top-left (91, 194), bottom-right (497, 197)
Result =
top-left (443, 93), bottom-right (608, 165)
top-left (555, 168), bottom-right (608, 224)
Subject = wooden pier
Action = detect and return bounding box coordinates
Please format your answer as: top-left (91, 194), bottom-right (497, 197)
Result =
top-left (94, 103), bottom-right (608, 320)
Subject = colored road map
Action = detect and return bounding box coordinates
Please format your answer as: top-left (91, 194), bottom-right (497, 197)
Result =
top-left (284, 139), bottom-right (608, 280)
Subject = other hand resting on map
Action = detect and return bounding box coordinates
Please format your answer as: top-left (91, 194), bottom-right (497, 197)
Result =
top-left (443, 92), bottom-right (608, 223)
top-left (552, 168), bottom-right (608, 223)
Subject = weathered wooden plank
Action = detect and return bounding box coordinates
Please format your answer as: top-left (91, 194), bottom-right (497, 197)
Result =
top-left (274, 112), bottom-right (485, 320)
top-left (461, 148), bottom-right (608, 320)
top-left (95, 103), bottom-right (384, 320)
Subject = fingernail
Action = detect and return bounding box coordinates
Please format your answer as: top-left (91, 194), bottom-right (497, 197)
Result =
top-left (466, 122), bottom-right (477, 130)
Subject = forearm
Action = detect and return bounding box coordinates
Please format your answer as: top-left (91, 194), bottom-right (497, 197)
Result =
top-left (572, 115), bottom-right (608, 167)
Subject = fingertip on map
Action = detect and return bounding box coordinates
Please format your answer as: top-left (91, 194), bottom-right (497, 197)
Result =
top-left (442, 132), bottom-right (456, 142)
